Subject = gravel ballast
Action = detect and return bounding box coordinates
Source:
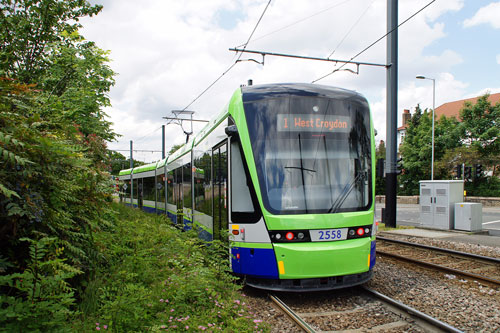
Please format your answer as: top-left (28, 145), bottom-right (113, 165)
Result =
top-left (242, 235), bottom-right (500, 332)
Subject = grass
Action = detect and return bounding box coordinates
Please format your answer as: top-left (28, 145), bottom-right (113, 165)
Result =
top-left (74, 203), bottom-right (268, 332)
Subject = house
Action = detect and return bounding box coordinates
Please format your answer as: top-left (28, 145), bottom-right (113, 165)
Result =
top-left (397, 109), bottom-right (411, 148)
top-left (397, 92), bottom-right (500, 148)
top-left (434, 92), bottom-right (500, 120)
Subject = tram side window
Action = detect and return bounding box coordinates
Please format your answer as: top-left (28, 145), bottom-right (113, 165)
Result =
top-left (156, 174), bottom-right (165, 202)
top-left (194, 151), bottom-right (212, 216)
top-left (143, 176), bottom-right (155, 201)
top-left (133, 179), bottom-right (139, 200)
top-left (123, 179), bottom-right (132, 199)
top-left (174, 167), bottom-right (183, 206)
top-left (183, 162), bottom-right (192, 209)
top-left (230, 141), bottom-right (261, 223)
top-left (167, 171), bottom-right (174, 205)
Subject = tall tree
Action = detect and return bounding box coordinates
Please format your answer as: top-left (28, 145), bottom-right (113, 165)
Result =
top-left (399, 106), bottom-right (432, 194)
top-left (460, 94), bottom-right (500, 176)
top-left (398, 106), bottom-right (463, 194)
top-left (0, 0), bottom-right (102, 84)
top-left (0, 2), bottom-right (117, 329)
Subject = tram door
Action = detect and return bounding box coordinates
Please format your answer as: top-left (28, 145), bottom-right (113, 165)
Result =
top-left (213, 143), bottom-right (228, 241)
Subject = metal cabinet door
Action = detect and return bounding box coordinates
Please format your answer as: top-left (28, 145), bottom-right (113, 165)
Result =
top-left (420, 183), bottom-right (434, 227)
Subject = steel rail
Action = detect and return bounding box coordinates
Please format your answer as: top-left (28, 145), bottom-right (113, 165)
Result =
top-left (269, 294), bottom-right (316, 333)
top-left (377, 236), bottom-right (500, 264)
top-left (362, 286), bottom-right (463, 333)
top-left (377, 250), bottom-right (500, 286)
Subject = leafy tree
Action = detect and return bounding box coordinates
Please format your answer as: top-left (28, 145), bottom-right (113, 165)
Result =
top-left (399, 106), bottom-right (463, 194)
top-left (399, 106), bottom-right (432, 194)
top-left (0, 0), bottom-right (102, 84)
top-left (0, 1), bottom-right (118, 329)
top-left (460, 94), bottom-right (500, 176)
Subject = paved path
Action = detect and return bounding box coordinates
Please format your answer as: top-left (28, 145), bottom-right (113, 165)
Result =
top-left (375, 203), bottom-right (500, 237)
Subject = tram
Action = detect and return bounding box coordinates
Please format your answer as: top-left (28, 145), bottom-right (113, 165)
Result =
top-left (119, 83), bottom-right (376, 291)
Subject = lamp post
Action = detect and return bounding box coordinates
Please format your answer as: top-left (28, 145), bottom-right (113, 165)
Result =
top-left (416, 75), bottom-right (435, 180)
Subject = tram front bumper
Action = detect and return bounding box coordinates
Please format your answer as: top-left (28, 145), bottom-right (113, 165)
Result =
top-left (273, 238), bottom-right (372, 279)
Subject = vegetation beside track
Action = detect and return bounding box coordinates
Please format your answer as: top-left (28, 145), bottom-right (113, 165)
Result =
top-left (75, 204), bottom-right (268, 332)
top-left (2, 203), bottom-right (269, 332)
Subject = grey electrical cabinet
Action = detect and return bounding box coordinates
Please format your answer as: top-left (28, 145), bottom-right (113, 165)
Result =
top-left (454, 203), bottom-right (482, 232)
top-left (419, 180), bottom-right (464, 230)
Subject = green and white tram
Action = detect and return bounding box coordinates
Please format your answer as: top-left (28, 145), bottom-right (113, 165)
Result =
top-left (119, 83), bottom-right (376, 291)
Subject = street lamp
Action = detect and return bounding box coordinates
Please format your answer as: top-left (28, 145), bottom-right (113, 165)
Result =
top-left (416, 75), bottom-right (435, 180)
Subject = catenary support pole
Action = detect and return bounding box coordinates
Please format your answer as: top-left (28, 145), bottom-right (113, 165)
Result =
top-left (385, 0), bottom-right (398, 228)
top-left (130, 140), bottom-right (133, 206)
top-left (162, 125), bottom-right (165, 159)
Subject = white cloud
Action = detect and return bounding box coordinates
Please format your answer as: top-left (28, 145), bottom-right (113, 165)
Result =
top-left (79, 0), bottom-right (474, 161)
top-left (463, 2), bottom-right (500, 29)
top-left (497, 54), bottom-right (500, 64)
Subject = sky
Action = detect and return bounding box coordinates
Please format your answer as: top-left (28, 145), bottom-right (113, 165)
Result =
top-left (80, 0), bottom-right (500, 163)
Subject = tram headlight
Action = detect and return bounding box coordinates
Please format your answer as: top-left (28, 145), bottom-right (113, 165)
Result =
top-left (269, 230), bottom-right (310, 242)
top-left (348, 229), bottom-right (355, 236)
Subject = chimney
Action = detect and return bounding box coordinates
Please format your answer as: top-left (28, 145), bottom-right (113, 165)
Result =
top-left (402, 109), bottom-right (411, 127)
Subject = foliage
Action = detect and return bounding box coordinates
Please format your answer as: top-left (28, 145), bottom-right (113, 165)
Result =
top-left (399, 106), bottom-right (463, 195)
top-left (76, 204), bottom-right (269, 332)
top-left (0, 0), bottom-right (102, 84)
top-left (169, 143), bottom-right (184, 155)
top-left (108, 150), bottom-right (146, 175)
top-left (460, 94), bottom-right (500, 176)
top-left (0, 78), bottom-right (112, 271)
top-left (375, 140), bottom-right (386, 195)
top-left (398, 106), bottom-right (432, 194)
top-left (0, 237), bottom-right (82, 332)
top-left (465, 175), bottom-right (500, 197)
top-left (0, 2), bottom-right (119, 332)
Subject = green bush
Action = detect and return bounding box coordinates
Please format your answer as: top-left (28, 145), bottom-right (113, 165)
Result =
top-left (76, 204), bottom-right (268, 332)
top-left (465, 176), bottom-right (500, 197)
top-left (0, 237), bottom-right (82, 332)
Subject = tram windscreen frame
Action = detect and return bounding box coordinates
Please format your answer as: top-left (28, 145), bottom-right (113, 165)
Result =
top-left (244, 95), bottom-right (372, 215)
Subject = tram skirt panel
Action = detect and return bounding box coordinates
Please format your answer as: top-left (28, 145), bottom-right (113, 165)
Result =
top-left (231, 247), bottom-right (279, 279)
top-left (273, 238), bottom-right (371, 279)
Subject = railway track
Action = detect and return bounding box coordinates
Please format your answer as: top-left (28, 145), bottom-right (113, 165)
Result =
top-left (376, 236), bottom-right (500, 287)
top-left (269, 287), bottom-right (463, 332)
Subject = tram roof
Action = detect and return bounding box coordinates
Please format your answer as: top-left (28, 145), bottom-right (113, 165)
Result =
top-left (132, 162), bottom-right (157, 174)
top-left (241, 83), bottom-right (366, 103)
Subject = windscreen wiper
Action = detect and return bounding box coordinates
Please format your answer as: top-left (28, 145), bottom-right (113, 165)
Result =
top-left (328, 167), bottom-right (367, 214)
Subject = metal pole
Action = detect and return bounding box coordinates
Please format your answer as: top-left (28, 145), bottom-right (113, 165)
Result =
top-left (385, 0), bottom-right (398, 228)
top-left (431, 78), bottom-right (435, 180)
top-left (162, 125), bottom-right (165, 159)
top-left (416, 76), bottom-right (436, 180)
top-left (130, 140), bottom-right (133, 206)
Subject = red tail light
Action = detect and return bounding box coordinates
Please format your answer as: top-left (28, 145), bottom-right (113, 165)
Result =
top-left (285, 232), bottom-right (294, 240)
top-left (356, 228), bottom-right (365, 236)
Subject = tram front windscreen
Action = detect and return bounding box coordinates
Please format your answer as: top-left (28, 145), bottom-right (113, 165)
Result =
top-left (244, 95), bottom-right (372, 215)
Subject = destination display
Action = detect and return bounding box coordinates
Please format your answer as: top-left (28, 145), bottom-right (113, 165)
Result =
top-left (277, 114), bottom-right (351, 132)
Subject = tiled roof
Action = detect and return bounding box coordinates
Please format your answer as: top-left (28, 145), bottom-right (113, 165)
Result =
top-left (435, 93), bottom-right (500, 120)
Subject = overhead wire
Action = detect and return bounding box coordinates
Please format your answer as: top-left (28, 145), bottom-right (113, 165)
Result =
top-left (236, 0), bottom-right (352, 49)
top-left (180, 0), bottom-right (272, 112)
top-left (131, 125), bottom-right (163, 145)
top-left (327, 0), bottom-right (376, 59)
top-left (313, 0), bottom-right (436, 83)
top-left (113, 1), bottom-right (272, 160)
